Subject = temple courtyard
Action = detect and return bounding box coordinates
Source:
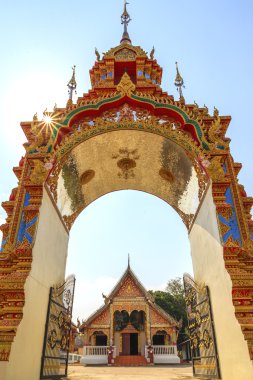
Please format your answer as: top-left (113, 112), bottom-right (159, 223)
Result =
top-left (66, 364), bottom-right (195, 380)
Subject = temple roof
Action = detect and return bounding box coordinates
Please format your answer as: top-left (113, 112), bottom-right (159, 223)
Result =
top-left (103, 44), bottom-right (148, 60)
top-left (104, 261), bottom-right (154, 301)
top-left (88, 1), bottom-right (163, 92)
top-left (80, 263), bottom-right (180, 329)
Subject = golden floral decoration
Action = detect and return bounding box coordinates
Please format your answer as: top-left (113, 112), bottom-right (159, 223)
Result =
top-left (116, 72), bottom-right (136, 96)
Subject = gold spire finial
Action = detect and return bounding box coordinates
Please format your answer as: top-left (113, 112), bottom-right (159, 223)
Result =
top-left (123, 0), bottom-right (130, 17)
top-left (121, 0), bottom-right (131, 44)
top-left (128, 253), bottom-right (130, 269)
top-left (174, 62), bottom-right (185, 100)
top-left (67, 65), bottom-right (77, 101)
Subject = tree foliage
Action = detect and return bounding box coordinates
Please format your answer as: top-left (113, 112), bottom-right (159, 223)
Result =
top-left (149, 277), bottom-right (189, 346)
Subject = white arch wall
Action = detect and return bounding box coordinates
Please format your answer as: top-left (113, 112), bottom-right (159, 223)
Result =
top-left (189, 185), bottom-right (253, 380)
top-left (1, 187), bottom-right (69, 380)
top-left (1, 185), bottom-right (253, 379)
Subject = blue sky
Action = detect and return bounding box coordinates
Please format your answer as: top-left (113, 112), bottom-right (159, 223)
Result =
top-left (0, 0), bottom-right (253, 321)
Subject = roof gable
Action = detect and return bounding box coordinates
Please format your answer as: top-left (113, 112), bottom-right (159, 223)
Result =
top-left (90, 308), bottom-right (110, 325)
top-left (150, 305), bottom-right (176, 325)
top-left (114, 273), bottom-right (144, 297)
top-left (80, 265), bottom-right (179, 329)
top-left (108, 265), bottom-right (152, 300)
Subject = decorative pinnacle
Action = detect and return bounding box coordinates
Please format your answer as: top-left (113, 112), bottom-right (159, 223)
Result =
top-left (95, 47), bottom-right (101, 61)
top-left (121, 0), bottom-right (131, 45)
top-left (150, 46), bottom-right (155, 60)
top-left (67, 65), bottom-right (77, 101)
top-left (174, 62), bottom-right (185, 100)
top-left (128, 253), bottom-right (130, 269)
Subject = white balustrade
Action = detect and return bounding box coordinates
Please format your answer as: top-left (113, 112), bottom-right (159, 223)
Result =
top-left (145, 345), bottom-right (180, 364)
top-left (81, 346), bottom-right (116, 365)
top-left (153, 345), bottom-right (177, 355)
top-left (83, 346), bottom-right (107, 356)
top-left (145, 345), bottom-right (177, 357)
top-left (82, 346), bottom-right (116, 357)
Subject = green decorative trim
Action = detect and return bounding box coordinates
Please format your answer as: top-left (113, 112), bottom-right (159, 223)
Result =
top-left (131, 94), bottom-right (209, 151)
top-left (55, 93), bottom-right (209, 152)
top-left (62, 95), bottom-right (122, 126)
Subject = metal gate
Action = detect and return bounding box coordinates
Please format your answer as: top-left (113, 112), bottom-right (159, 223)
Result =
top-left (40, 275), bottom-right (76, 379)
top-left (183, 274), bottom-right (221, 379)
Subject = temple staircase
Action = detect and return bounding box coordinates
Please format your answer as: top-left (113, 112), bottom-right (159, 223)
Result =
top-left (113, 355), bottom-right (148, 366)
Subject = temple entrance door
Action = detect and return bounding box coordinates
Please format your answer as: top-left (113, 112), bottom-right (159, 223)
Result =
top-left (122, 333), bottom-right (138, 355)
top-left (122, 333), bottom-right (130, 355)
top-left (130, 333), bottom-right (138, 355)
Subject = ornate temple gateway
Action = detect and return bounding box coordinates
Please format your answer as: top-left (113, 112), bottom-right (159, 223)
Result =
top-left (0, 1), bottom-right (253, 379)
top-left (79, 262), bottom-right (180, 365)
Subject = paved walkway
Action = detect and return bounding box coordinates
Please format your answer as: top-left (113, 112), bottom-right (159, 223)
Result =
top-left (67, 364), bottom-right (195, 380)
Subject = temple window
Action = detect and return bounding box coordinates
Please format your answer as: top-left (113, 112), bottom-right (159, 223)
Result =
top-left (114, 310), bottom-right (146, 331)
top-left (114, 310), bottom-right (129, 331)
top-left (153, 334), bottom-right (165, 345)
top-left (152, 330), bottom-right (168, 345)
top-left (92, 331), bottom-right (108, 346)
top-left (130, 310), bottom-right (145, 331)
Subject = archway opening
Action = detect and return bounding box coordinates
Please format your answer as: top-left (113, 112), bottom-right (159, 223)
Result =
top-left (65, 190), bottom-right (192, 323)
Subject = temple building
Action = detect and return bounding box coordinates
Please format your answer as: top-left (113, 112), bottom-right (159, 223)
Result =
top-left (79, 262), bottom-right (180, 365)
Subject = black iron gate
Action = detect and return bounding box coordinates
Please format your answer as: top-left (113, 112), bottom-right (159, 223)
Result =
top-left (40, 275), bottom-right (75, 379)
top-left (183, 274), bottom-right (221, 379)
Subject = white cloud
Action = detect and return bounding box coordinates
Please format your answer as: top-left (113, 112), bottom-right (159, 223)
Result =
top-left (146, 282), bottom-right (167, 292)
top-left (72, 276), bottom-right (118, 324)
top-left (154, 282), bottom-right (168, 291)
